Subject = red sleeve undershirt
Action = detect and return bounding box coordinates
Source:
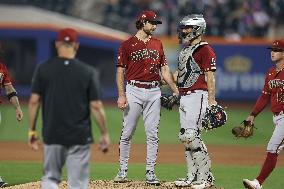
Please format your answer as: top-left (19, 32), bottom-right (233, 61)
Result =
top-left (250, 93), bottom-right (270, 117)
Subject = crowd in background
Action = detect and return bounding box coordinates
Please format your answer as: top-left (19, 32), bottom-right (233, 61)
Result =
top-left (0, 0), bottom-right (284, 39)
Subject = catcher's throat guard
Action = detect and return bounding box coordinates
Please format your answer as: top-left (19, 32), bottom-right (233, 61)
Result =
top-left (202, 104), bottom-right (227, 130)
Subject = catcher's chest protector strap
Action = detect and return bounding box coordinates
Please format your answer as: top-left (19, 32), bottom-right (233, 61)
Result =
top-left (177, 42), bottom-right (208, 88)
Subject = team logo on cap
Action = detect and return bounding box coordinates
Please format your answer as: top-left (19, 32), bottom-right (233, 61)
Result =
top-left (64, 36), bottom-right (70, 41)
top-left (142, 14), bottom-right (146, 18)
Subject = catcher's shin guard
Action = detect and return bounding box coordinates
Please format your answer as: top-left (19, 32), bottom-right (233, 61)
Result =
top-left (185, 149), bottom-right (197, 182)
top-left (192, 148), bottom-right (214, 184)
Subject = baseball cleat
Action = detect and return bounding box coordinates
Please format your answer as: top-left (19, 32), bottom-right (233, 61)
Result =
top-left (113, 169), bottom-right (128, 183)
top-left (174, 180), bottom-right (192, 187)
top-left (145, 170), bottom-right (160, 186)
top-left (243, 179), bottom-right (262, 189)
top-left (191, 181), bottom-right (214, 189)
top-left (0, 177), bottom-right (8, 188)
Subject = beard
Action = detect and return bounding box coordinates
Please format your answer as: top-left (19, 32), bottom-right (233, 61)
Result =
top-left (143, 28), bottom-right (154, 36)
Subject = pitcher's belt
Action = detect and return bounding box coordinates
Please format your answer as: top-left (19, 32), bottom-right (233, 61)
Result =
top-left (127, 80), bottom-right (159, 89)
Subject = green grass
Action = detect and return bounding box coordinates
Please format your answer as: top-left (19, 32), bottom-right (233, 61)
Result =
top-left (0, 104), bottom-right (281, 188)
top-left (0, 162), bottom-right (284, 188)
top-left (0, 104), bottom-right (275, 145)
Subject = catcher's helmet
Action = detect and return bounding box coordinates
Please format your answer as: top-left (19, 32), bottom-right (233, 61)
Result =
top-left (178, 14), bottom-right (206, 43)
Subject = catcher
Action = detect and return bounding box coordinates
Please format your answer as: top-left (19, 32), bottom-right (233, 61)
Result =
top-left (240, 39), bottom-right (284, 189)
top-left (172, 14), bottom-right (226, 189)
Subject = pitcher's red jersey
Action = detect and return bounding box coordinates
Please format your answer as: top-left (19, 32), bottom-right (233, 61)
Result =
top-left (116, 36), bottom-right (167, 82)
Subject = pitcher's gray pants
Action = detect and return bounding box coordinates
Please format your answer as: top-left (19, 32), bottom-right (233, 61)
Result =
top-left (119, 84), bottom-right (161, 171)
top-left (41, 144), bottom-right (90, 189)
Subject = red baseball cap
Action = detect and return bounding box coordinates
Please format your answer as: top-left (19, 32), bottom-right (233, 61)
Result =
top-left (268, 39), bottom-right (284, 51)
top-left (56, 28), bottom-right (78, 43)
top-left (137, 10), bottom-right (162, 24)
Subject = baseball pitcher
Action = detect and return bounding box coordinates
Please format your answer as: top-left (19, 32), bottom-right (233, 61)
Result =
top-left (114, 10), bottom-right (178, 185)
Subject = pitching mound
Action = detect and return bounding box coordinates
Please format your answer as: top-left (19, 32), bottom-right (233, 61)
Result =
top-left (4, 180), bottom-right (224, 189)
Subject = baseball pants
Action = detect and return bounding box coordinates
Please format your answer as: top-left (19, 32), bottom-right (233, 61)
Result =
top-left (267, 113), bottom-right (284, 154)
top-left (118, 84), bottom-right (161, 171)
top-left (41, 144), bottom-right (90, 189)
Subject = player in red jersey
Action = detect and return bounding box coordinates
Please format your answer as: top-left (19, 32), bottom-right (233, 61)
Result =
top-left (114, 10), bottom-right (178, 185)
top-left (0, 44), bottom-right (23, 122)
top-left (243, 40), bottom-right (284, 189)
top-left (173, 15), bottom-right (218, 189)
top-left (0, 43), bottom-right (23, 188)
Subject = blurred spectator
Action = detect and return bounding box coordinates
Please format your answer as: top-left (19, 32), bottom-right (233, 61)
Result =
top-left (0, 0), bottom-right (283, 38)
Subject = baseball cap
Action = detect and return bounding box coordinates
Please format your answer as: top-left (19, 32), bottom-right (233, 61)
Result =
top-left (137, 10), bottom-right (162, 24)
top-left (56, 28), bottom-right (78, 43)
top-left (268, 39), bottom-right (284, 51)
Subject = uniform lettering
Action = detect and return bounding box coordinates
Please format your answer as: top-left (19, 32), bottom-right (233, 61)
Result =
top-left (269, 79), bottom-right (284, 89)
top-left (130, 49), bottom-right (160, 62)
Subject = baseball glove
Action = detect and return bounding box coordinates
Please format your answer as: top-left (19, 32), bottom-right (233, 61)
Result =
top-left (232, 120), bottom-right (255, 138)
top-left (161, 94), bottom-right (180, 110)
top-left (202, 104), bottom-right (227, 131)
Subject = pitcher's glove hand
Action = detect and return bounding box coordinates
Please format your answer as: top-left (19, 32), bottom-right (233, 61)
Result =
top-left (161, 94), bottom-right (180, 110)
top-left (202, 104), bottom-right (227, 131)
top-left (232, 120), bottom-right (255, 138)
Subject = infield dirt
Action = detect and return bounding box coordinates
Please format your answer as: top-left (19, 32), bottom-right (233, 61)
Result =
top-left (1, 142), bottom-right (284, 188)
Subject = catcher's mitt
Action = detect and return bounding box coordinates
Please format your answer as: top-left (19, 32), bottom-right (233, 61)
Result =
top-left (232, 120), bottom-right (255, 138)
top-left (161, 94), bottom-right (180, 110)
top-left (202, 104), bottom-right (227, 130)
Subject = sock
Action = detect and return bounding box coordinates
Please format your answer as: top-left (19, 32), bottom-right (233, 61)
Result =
top-left (256, 152), bottom-right (278, 185)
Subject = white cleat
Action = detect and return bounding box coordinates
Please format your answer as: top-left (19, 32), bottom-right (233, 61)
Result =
top-left (243, 179), bottom-right (262, 189)
top-left (114, 169), bottom-right (128, 183)
top-left (191, 182), bottom-right (214, 189)
top-left (174, 179), bottom-right (193, 187)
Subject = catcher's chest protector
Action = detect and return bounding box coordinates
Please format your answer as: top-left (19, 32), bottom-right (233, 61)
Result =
top-left (177, 42), bottom-right (207, 88)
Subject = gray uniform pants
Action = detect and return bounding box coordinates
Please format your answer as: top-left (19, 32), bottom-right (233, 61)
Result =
top-left (41, 144), bottom-right (90, 189)
top-left (119, 84), bottom-right (161, 171)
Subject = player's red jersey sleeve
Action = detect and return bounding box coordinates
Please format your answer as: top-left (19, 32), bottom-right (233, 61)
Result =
top-left (199, 45), bottom-right (216, 72)
top-left (251, 71), bottom-right (271, 116)
top-left (116, 45), bottom-right (127, 68)
top-left (0, 63), bottom-right (12, 87)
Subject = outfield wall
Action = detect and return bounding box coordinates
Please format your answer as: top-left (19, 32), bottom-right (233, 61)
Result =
top-left (0, 26), bottom-right (272, 101)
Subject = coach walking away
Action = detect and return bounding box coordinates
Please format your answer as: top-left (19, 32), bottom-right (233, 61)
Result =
top-left (114, 10), bottom-right (178, 185)
top-left (242, 39), bottom-right (284, 189)
top-left (28, 28), bottom-right (110, 189)
top-left (0, 43), bottom-right (23, 188)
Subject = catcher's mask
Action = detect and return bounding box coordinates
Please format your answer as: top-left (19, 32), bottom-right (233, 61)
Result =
top-left (202, 105), bottom-right (227, 130)
top-left (177, 14), bottom-right (206, 44)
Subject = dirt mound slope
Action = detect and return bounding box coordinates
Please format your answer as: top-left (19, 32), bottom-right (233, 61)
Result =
top-left (4, 180), bottom-right (224, 189)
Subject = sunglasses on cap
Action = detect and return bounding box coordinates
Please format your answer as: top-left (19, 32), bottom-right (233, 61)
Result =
top-left (146, 20), bottom-right (160, 25)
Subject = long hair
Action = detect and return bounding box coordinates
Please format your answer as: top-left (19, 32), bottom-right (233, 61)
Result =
top-left (135, 20), bottom-right (144, 30)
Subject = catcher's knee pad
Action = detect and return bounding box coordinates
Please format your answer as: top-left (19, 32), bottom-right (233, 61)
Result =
top-left (178, 128), bottom-right (202, 150)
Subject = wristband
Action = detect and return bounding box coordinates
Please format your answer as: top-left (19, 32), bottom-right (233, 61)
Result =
top-left (7, 91), bottom-right (17, 100)
top-left (28, 130), bottom-right (38, 137)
